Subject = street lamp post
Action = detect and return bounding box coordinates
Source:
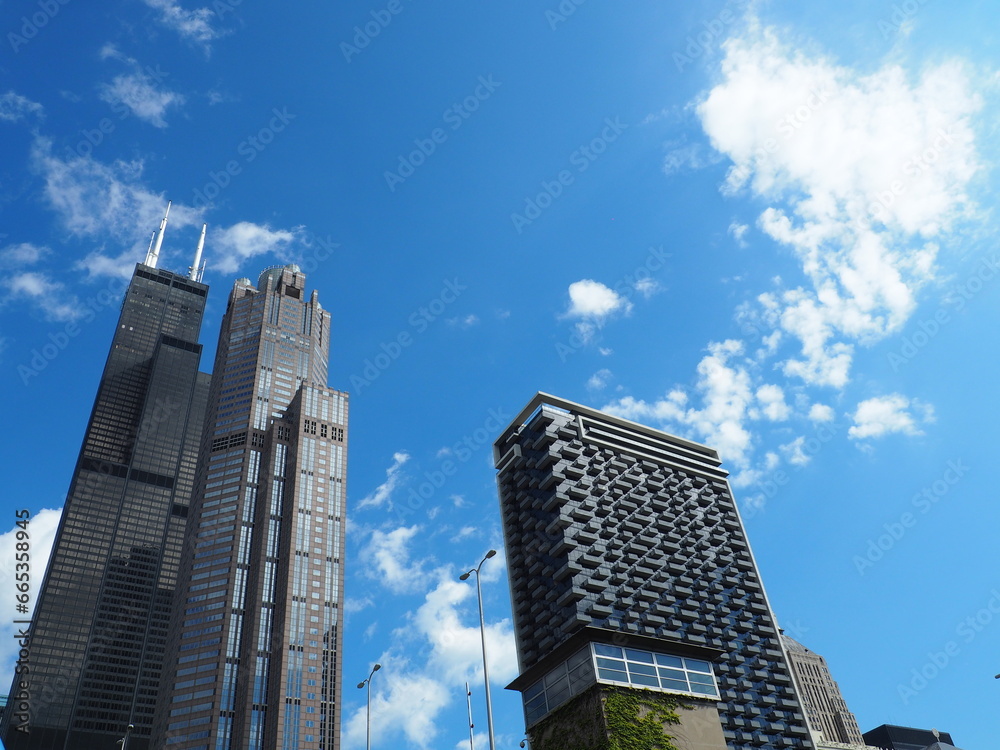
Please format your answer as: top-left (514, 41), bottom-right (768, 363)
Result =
top-left (357, 663), bottom-right (381, 750)
top-left (117, 724), bottom-right (133, 750)
top-left (460, 549), bottom-right (497, 750)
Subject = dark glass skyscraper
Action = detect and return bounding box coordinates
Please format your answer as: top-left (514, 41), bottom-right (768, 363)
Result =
top-left (494, 393), bottom-right (814, 750)
top-left (152, 265), bottom-right (348, 750)
top-left (1, 262), bottom-right (210, 750)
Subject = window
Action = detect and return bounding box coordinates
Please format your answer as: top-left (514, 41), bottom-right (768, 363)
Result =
top-left (592, 644), bottom-right (719, 698)
top-left (523, 642), bottom-right (719, 727)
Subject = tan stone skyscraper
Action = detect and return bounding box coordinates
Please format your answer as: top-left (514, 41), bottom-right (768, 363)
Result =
top-left (781, 634), bottom-right (864, 745)
top-left (153, 265), bottom-right (348, 750)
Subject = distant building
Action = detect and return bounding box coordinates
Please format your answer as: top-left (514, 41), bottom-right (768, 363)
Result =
top-left (863, 725), bottom-right (956, 750)
top-left (781, 634), bottom-right (864, 744)
top-left (493, 393), bottom-right (814, 749)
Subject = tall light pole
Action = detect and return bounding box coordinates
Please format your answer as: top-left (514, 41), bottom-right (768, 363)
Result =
top-left (357, 663), bottom-right (381, 750)
top-left (465, 681), bottom-right (476, 750)
top-left (460, 549), bottom-right (497, 750)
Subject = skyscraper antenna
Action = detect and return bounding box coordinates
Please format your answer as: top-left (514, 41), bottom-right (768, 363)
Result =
top-left (189, 223), bottom-right (206, 281)
top-left (146, 200), bottom-right (171, 268)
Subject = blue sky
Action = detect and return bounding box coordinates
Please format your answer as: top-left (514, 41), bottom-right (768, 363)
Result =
top-left (1, 0), bottom-right (999, 747)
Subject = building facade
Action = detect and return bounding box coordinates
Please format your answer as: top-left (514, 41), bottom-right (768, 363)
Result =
top-left (1, 262), bottom-right (211, 750)
top-left (782, 634), bottom-right (864, 744)
top-left (493, 393), bottom-right (814, 749)
top-left (152, 265), bottom-right (348, 750)
top-left (862, 725), bottom-right (956, 750)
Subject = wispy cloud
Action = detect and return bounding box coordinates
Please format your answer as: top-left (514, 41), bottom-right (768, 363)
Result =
top-left (447, 314), bottom-right (479, 329)
top-left (2, 272), bottom-right (85, 321)
top-left (211, 222), bottom-right (304, 275)
top-left (360, 525), bottom-right (429, 594)
top-left (141, 0), bottom-right (221, 50)
top-left (99, 72), bottom-right (184, 128)
top-left (587, 368), bottom-right (613, 391)
top-left (357, 452), bottom-right (410, 510)
top-left (29, 138), bottom-right (303, 277)
top-left (728, 220), bottom-right (749, 247)
top-left (0, 91), bottom-right (43, 123)
top-left (0, 243), bottom-right (49, 267)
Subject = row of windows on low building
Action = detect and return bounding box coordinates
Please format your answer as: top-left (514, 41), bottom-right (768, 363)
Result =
top-left (523, 642), bottom-right (720, 726)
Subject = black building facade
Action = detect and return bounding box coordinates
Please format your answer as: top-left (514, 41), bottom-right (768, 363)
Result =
top-left (493, 393), bottom-right (814, 749)
top-left (1, 263), bottom-right (210, 750)
top-left (863, 724), bottom-right (956, 750)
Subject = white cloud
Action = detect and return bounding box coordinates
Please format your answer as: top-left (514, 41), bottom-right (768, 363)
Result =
top-left (662, 140), bottom-right (722, 175)
top-left (98, 43), bottom-right (122, 61)
top-left (342, 570), bottom-right (517, 750)
top-left (344, 596), bottom-right (374, 615)
top-left (608, 23), bottom-right (981, 491)
top-left (99, 72), bottom-right (184, 128)
top-left (564, 279), bottom-right (633, 320)
top-left (30, 137), bottom-right (204, 276)
top-left (447, 314), bottom-right (479, 328)
top-left (848, 394), bottom-right (933, 440)
top-left (0, 509), bottom-right (61, 678)
top-left (357, 452), bottom-right (410, 510)
top-left (413, 574), bottom-right (517, 685)
top-left (698, 23), bottom-right (981, 389)
top-left (780, 436), bottom-right (811, 466)
top-left (729, 221), bottom-right (750, 247)
top-left (212, 222), bottom-right (304, 275)
top-left (361, 526), bottom-right (429, 594)
top-left (562, 279), bottom-right (633, 344)
top-left (604, 341), bottom-right (755, 470)
top-left (455, 732), bottom-right (491, 750)
top-left (808, 403), bottom-right (834, 422)
top-left (342, 664), bottom-right (451, 750)
top-left (0, 91), bottom-right (43, 123)
top-left (449, 526), bottom-right (477, 543)
top-left (141, 0), bottom-right (220, 48)
top-left (634, 277), bottom-right (660, 298)
top-left (755, 384), bottom-right (790, 421)
top-left (2, 272), bottom-right (84, 321)
top-left (0, 243), bottom-right (49, 267)
top-left (587, 368), bottom-right (613, 391)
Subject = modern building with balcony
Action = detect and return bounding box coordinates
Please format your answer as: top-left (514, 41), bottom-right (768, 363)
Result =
top-left (493, 393), bottom-right (814, 750)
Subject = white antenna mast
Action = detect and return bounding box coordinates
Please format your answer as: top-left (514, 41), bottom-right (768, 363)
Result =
top-left (189, 223), bottom-right (206, 281)
top-left (145, 200), bottom-right (171, 268)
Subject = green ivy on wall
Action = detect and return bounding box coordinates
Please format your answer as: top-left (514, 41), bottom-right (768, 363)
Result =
top-left (603, 687), bottom-right (681, 750)
top-left (528, 685), bottom-right (682, 750)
